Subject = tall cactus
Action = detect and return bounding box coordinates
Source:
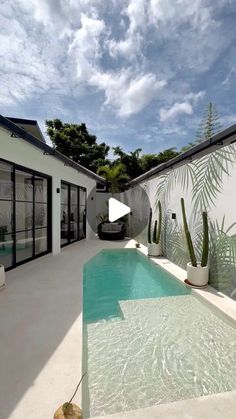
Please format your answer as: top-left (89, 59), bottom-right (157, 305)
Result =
top-left (201, 211), bottom-right (209, 267)
top-left (152, 220), bottom-right (157, 243)
top-left (181, 198), bottom-right (197, 267)
top-left (153, 201), bottom-right (162, 244)
top-left (147, 208), bottom-right (152, 244)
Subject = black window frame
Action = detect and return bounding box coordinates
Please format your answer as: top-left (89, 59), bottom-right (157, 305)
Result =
top-left (0, 157), bottom-right (52, 271)
top-left (60, 180), bottom-right (87, 248)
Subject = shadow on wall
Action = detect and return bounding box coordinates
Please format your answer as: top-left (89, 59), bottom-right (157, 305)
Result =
top-left (125, 143), bottom-right (236, 300)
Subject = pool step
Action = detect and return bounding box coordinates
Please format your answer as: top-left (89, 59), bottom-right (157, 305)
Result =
top-left (118, 294), bottom-right (193, 321)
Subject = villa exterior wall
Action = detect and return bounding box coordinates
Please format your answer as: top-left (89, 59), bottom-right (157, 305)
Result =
top-left (0, 125), bottom-right (97, 261)
top-left (121, 142), bottom-right (236, 300)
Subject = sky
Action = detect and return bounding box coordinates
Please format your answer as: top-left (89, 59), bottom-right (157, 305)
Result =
top-left (1, 0), bottom-right (236, 157)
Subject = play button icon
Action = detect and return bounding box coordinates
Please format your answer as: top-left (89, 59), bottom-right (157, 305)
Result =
top-left (108, 198), bottom-right (130, 222)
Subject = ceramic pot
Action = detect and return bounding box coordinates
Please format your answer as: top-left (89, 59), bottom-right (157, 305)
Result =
top-left (54, 403), bottom-right (82, 419)
top-left (0, 264), bottom-right (5, 290)
top-left (187, 262), bottom-right (209, 287)
top-left (147, 243), bottom-right (161, 257)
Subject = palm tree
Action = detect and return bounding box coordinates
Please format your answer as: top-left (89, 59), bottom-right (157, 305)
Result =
top-left (97, 163), bottom-right (130, 194)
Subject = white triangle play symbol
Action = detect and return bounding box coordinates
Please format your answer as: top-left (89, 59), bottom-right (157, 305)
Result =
top-left (108, 198), bottom-right (130, 222)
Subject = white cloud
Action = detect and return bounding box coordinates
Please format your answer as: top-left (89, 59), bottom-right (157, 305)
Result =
top-left (159, 90), bottom-right (205, 122)
top-left (160, 102), bottom-right (193, 122)
top-left (68, 14), bottom-right (105, 81)
top-left (91, 70), bottom-right (166, 116)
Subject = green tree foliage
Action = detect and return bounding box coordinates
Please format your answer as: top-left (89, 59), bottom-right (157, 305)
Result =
top-left (112, 147), bottom-right (179, 178)
top-left (45, 119), bottom-right (110, 173)
top-left (196, 102), bottom-right (221, 143)
top-left (140, 148), bottom-right (179, 172)
top-left (180, 102), bottom-right (222, 152)
top-left (112, 147), bottom-right (143, 179)
top-left (97, 163), bottom-right (130, 194)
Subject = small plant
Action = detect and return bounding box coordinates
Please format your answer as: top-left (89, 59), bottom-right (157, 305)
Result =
top-left (54, 372), bottom-right (86, 418)
top-left (181, 198), bottom-right (209, 267)
top-left (96, 212), bottom-right (109, 223)
top-left (153, 201), bottom-right (162, 244)
top-left (147, 202), bottom-right (162, 244)
top-left (147, 208), bottom-right (152, 244)
top-left (135, 240), bottom-right (140, 248)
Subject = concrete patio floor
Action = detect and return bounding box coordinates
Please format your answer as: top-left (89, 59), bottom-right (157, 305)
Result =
top-left (0, 238), bottom-right (132, 419)
top-left (0, 238), bottom-right (236, 419)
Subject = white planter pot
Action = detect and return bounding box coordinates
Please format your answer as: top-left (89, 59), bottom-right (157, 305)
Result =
top-left (0, 264), bottom-right (5, 290)
top-left (148, 243), bottom-right (161, 257)
top-left (187, 262), bottom-right (209, 287)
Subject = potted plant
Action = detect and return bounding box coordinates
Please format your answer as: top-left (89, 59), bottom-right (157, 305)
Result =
top-left (147, 202), bottom-right (162, 256)
top-left (0, 264), bottom-right (5, 290)
top-left (54, 373), bottom-right (86, 419)
top-left (181, 198), bottom-right (209, 287)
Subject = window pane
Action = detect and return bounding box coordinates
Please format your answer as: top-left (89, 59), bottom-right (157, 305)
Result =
top-left (35, 228), bottom-right (48, 255)
top-left (79, 206), bottom-right (86, 238)
top-left (16, 170), bottom-right (33, 201)
top-left (0, 233), bottom-right (13, 268)
top-left (35, 203), bottom-right (47, 228)
top-left (70, 205), bottom-right (78, 241)
top-left (0, 201), bottom-right (13, 234)
top-left (16, 231), bottom-right (33, 262)
top-left (35, 177), bottom-right (48, 202)
top-left (16, 202), bottom-right (33, 231)
top-left (79, 189), bottom-right (86, 206)
top-left (61, 184), bottom-right (68, 205)
top-left (0, 162), bottom-right (13, 200)
top-left (71, 186), bottom-right (78, 205)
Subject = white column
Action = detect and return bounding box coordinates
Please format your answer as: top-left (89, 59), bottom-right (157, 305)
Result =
top-left (52, 176), bottom-right (61, 255)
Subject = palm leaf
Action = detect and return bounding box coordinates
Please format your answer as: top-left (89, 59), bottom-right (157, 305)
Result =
top-left (192, 145), bottom-right (236, 214)
top-left (209, 218), bottom-right (236, 295)
top-left (155, 163), bottom-right (195, 206)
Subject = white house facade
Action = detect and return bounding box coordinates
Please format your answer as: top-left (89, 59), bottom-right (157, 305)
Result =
top-left (0, 115), bottom-right (105, 271)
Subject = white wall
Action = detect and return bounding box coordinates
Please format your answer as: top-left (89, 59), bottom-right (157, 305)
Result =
top-left (121, 142), bottom-right (236, 299)
top-left (0, 126), bottom-right (97, 256)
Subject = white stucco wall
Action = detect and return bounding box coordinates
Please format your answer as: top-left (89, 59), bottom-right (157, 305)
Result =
top-left (121, 142), bottom-right (236, 299)
top-left (0, 126), bottom-right (97, 256)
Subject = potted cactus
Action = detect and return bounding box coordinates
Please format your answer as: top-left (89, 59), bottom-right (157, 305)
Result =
top-left (147, 202), bottom-right (162, 256)
top-left (181, 198), bottom-right (209, 287)
top-left (0, 264), bottom-right (5, 290)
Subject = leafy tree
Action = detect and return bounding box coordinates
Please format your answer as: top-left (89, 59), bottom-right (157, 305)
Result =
top-left (140, 148), bottom-right (179, 172)
top-left (45, 119), bottom-right (110, 173)
top-left (97, 164), bottom-right (130, 194)
top-left (180, 102), bottom-right (222, 152)
top-left (112, 147), bottom-right (143, 179)
top-left (196, 102), bottom-right (221, 142)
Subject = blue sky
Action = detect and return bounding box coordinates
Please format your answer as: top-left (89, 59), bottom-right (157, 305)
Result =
top-left (1, 0), bottom-right (236, 157)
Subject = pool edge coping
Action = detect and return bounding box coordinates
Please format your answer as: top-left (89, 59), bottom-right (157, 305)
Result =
top-left (137, 245), bottom-right (236, 324)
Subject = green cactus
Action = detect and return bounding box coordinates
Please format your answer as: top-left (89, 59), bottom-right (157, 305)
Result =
top-left (153, 201), bottom-right (162, 244)
top-left (148, 208), bottom-right (152, 244)
top-left (152, 220), bottom-right (157, 243)
top-left (181, 198), bottom-right (197, 267)
top-left (201, 211), bottom-right (209, 267)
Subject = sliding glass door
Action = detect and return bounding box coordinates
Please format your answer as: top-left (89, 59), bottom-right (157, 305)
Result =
top-left (0, 161), bottom-right (14, 269)
top-left (61, 182), bottom-right (86, 247)
top-left (0, 159), bottom-right (51, 270)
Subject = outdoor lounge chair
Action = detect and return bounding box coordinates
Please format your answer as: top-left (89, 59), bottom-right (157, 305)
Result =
top-left (97, 221), bottom-right (125, 240)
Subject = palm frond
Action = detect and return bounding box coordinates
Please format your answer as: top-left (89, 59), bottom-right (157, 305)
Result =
top-left (192, 145), bottom-right (236, 214)
top-left (209, 218), bottom-right (236, 295)
top-left (155, 163), bottom-right (195, 207)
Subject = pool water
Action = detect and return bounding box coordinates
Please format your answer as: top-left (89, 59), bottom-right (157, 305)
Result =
top-left (83, 249), bottom-right (236, 418)
top-left (83, 249), bottom-right (189, 323)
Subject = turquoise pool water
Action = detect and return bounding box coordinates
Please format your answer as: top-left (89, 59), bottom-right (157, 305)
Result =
top-left (83, 249), bottom-right (236, 418)
top-left (83, 249), bottom-right (189, 323)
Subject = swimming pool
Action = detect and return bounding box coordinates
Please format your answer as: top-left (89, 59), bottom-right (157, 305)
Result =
top-left (83, 249), bottom-right (236, 418)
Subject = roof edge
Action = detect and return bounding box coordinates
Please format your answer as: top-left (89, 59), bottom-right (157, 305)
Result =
top-left (128, 124), bottom-right (236, 187)
top-left (0, 115), bottom-right (106, 184)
